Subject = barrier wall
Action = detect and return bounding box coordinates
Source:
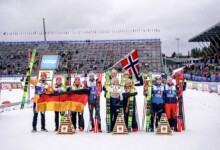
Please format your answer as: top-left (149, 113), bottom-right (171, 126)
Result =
top-left (184, 74), bottom-right (220, 82)
top-left (187, 81), bottom-right (220, 94)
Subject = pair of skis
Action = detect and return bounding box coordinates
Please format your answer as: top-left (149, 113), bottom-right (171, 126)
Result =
top-left (145, 73), bottom-right (153, 132)
top-left (175, 70), bottom-right (186, 132)
top-left (20, 49), bottom-right (37, 109)
top-left (141, 72), bottom-right (153, 132)
top-left (105, 71), bottom-right (111, 132)
top-left (61, 56), bottom-right (72, 124)
top-left (127, 75), bottom-right (135, 132)
top-left (94, 71), bottom-right (102, 133)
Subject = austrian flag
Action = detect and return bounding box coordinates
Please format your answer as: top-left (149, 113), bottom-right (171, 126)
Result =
top-left (120, 49), bottom-right (140, 81)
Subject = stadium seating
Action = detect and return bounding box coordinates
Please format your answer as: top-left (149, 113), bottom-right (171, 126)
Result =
top-left (0, 39), bottom-right (163, 75)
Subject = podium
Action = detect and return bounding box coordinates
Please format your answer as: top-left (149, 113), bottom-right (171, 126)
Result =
top-left (113, 112), bottom-right (128, 134)
top-left (156, 113), bottom-right (172, 135)
top-left (57, 114), bottom-right (75, 134)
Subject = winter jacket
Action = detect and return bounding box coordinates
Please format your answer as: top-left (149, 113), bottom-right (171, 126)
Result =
top-left (53, 83), bottom-right (64, 94)
top-left (72, 83), bottom-right (83, 90)
top-left (30, 78), bottom-right (51, 103)
top-left (164, 83), bottom-right (177, 104)
top-left (151, 83), bottom-right (164, 104)
top-left (87, 79), bottom-right (97, 101)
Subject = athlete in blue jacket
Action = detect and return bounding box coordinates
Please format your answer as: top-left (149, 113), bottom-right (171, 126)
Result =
top-left (151, 76), bottom-right (164, 130)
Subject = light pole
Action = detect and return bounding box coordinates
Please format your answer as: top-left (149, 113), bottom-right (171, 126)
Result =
top-left (164, 56), bottom-right (167, 72)
top-left (43, 18), bottom-right (46, 41)
top-left (176, 38), bottom-right (180, 68)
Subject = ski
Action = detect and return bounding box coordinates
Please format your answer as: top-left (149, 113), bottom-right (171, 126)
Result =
top-left (145, 72), bottom-right (153, 132)
top-left (127, 75), bottom-right (135, 132)
top-left (62, 59), bottom-right (72, 123)
top-left (63, 74), bottom-right (67, 92)
top-left (94, 71), bottom-right (102, 133)
top-left (105, 70), bottom-right (111, 132)
top-left (20, 49), bottom-right (36, 109)
top-left (175, 70), bottom-right (185, 132)
top-left (141, 77), bottom-right (148, 130)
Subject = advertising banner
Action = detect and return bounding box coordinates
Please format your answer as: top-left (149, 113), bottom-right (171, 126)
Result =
top-left (217, 85), bottom-right (220, 95)
top-left (187, 82), bottom-right (192, 89)
top-left (2, 84), bottom-right (12, 90)
top-left (197, 83), bottom-right (203, 91)
top-left (40, 55), bottom-right (59, 69)
top-left (192, 83), bottom-right (197, 90)
top-left (202, 84), bottom-right (210, 92)
top-left (210, 84), bottom-right (217, 93)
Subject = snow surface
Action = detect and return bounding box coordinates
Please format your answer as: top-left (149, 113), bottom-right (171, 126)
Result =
top-left (0, 85), bottom-right (220, 150)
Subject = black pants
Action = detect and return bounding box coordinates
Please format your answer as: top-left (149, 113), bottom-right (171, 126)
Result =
top-left (110, 98), bottom-right (120, 131)
top-left (123, 98), bottom-right (138, 129)
top-left (54, 111), bottom-right (65, 128)
top-left (71, 110), bottom-right (84, 129)
top-left (151, 103), bottom-right (164, 129)
top-left (55, 111), bottom-right (59, 129)
top-left (32, 102), bottom-right (45, 129)
top-left (88, 97), bottom-right (101, 129)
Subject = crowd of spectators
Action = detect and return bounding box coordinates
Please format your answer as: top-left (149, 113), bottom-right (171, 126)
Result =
top-left (184, 53), bottom-right (220, 82)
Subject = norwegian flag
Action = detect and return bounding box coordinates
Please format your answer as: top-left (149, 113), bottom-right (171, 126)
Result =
top-left (120, 49), bottom-right (140, 81)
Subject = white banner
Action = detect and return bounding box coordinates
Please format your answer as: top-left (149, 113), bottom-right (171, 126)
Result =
top-left (217, 85), bottom-right (220, 95)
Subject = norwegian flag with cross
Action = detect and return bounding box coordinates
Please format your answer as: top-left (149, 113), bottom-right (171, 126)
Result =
top-left (120, 49), bottom-right (140, 81)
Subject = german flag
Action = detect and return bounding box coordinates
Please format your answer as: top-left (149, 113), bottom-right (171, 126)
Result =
top-left (37, 89), bottom-right (90, 112)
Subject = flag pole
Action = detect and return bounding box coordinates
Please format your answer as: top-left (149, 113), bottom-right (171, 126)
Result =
top-left (108, 50), bottom-right (135, 70)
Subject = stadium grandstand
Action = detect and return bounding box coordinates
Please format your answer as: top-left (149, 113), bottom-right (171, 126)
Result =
top-left (184, 22), bottom-right (220, 82)
top-left (0, 39), bottom-right (163, 75)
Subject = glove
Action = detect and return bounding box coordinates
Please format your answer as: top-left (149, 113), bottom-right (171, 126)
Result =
top-left (177, 96), bottom-right (182, 102)
top-left (26, 67), bottom-right (30, 71)
top-left (122, 93), bottom-right (129, 98)
top-left (103, 86), bottom-right (106, 91)
top-left (104, 92), bottom-right (106, 98)
top-left (143, 91), bottom-right (148, 96)
top-left (130, 92), bottom-right (138, 97)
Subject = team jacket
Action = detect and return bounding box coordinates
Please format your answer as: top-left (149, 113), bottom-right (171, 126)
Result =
top-left (164, 83), bottom-right (177, 104)
top-left (87, 79), bottom-right (97, 101)
top-left (53, 83), bottom-right (64, 94)
top-left (151, 83), bottom-right (164, 104)
top-left (110, 85), bottom-right (123, 100)
top-left (30, 78), bottom-right (51, 103)
top-left (72, 83), bottom-right (83, 90)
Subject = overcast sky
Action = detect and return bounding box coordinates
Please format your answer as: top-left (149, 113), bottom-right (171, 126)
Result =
top-left (0, 0), bottom-right (219, 56)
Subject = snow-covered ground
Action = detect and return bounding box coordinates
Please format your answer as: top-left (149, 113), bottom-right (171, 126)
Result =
top-left (0, 86), bottom-right (220, 150)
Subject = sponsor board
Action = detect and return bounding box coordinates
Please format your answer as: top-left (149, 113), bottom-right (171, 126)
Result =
top-left (40, 55), bottom-right (59, 69)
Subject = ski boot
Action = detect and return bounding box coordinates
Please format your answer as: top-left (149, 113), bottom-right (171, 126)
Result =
top-left (31, 128), bottom-right (37, 133)
top-left (79, 127), bottom-right (84, 131)
top-left (54, 127), bottom-right (59, 132)
top-left (41, 128), bottom-right (48, 132)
